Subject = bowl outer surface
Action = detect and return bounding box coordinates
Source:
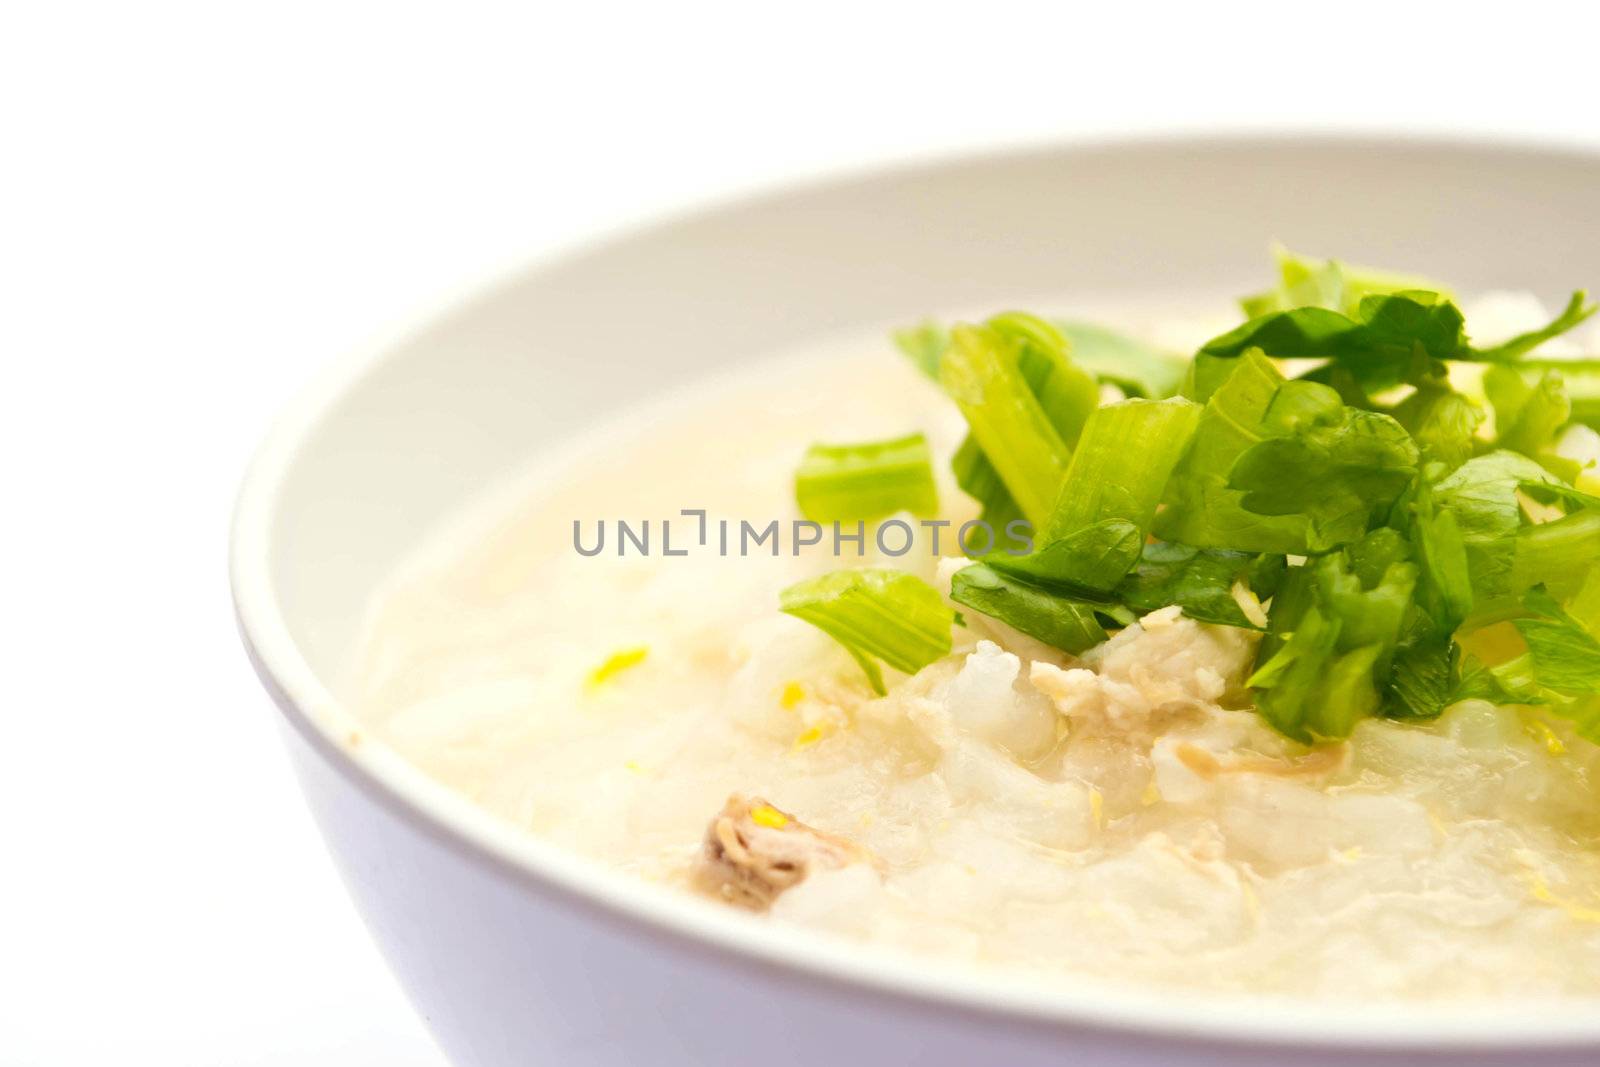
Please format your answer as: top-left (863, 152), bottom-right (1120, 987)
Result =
top-left (233, 136), bottom-right (1600, 1067)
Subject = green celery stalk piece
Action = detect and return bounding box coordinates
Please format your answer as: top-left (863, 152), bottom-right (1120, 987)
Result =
top-left (779, 569), bottom-right (956, 696)
top-left (950, 434), bottom-right (1023, 531)
top-left (988, 313), bottom-right (1102, 444)
top-left (1482, 364), bottom-right (1581, 481)
top-left (794, 432), bottom-right (939, 523)
top-left (939, 323), bottom-right (1072, 530)
top-left (892, 321), bottom-right (948, 380)
top-left (943, 315), bottom-right (1097, 532)
top-left (1431, 451), bottom-right (1563, 609)
top-left (1045, 396), bottom-right (1201, 544)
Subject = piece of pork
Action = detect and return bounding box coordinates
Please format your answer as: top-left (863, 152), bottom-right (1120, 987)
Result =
top-left (693, 794), bottom-right (867, 910)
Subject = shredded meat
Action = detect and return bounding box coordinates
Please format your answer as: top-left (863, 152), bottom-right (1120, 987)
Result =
top-left (692, 794), bottom-right (866, 910)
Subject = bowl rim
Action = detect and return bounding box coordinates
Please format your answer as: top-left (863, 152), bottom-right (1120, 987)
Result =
top-left (230, 131), bottom-right (1600, 1052)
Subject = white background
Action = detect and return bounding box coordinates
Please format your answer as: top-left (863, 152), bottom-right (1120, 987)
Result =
top-left (3, 4), bottom-right (1598, 1064)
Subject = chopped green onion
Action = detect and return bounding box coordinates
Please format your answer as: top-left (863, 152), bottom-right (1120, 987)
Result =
top-left (794, 433), bottom-right (938, 523)
top-left (780, 569), bottom-right (956, 695)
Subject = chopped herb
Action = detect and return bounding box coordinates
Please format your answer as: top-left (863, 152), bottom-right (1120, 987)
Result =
top-left (794, 433), bottom-right (938, 523)
top-left (846, 248), bottom-right (1600, 750)
top-left (1239, 246), bottom-right (1452, 319)
top-left (1515, 585), bottom-right (1600, 696)
top-left (1390, 385), bottom-right (1484, 469)
top-left (1251, 545), bottom-right (1418, 742)
top-left (892, 321), bottom-right (948, 380)
top-left (1116, 543), bottom-right (1279, 631)
top-left (1472, 291), bottom-right (1597, 363)
top-left (939, 321), bottom-right (1076, 530)
top-left (1155, 350), bottom-right (1314, 554)
top-left (949, 562), bottom-right (1111, 653)
top-left (1045, 396), bottom-right (1201, 545)
top-left (1226, 380), bottom-right (1419, 552)
top-left (1054, 320), bottom-right (1188, 398)
top-left (1201, 288), bottom-right (1594, 394)
top-left (984, 519), bottom-right (1143, 595)
top-left (780, 569), bottom-right (956, 695)
top-left (944, 314), bottom-right (1099, 534)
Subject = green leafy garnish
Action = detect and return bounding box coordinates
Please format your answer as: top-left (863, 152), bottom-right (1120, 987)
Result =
top-left (1250, 543), bottom-right (1418, 742)
top-left (938, 316), bottom-right (1095, 530)
top-left (1054, 320), bottom-right (1188, 398)
top-left (1201, 288), bottom-right (1594, 394)
top-left (1484, 365), bottom-right (1580, 480)
top-left (1239, 246), bottom-right (1452, 319)
top-left (794, 433), bottom-right (938, 523)
top-left (892, 321), bottom-right (948, 380)
top-left (984, 519), bottom-right (1143, 595)
top-left (779, 569), bottom-right (956, 696)
top-left (1045, 397), bottom-right (1200, 546)
top-left (1116, 543), bottom-right (1281, 630)
top-left (1514, 585), bottom-right (1600, 696)
top-left (838, 247), bottom-right (1600, 749)
top-left (1408, 480), bottom-right (1473, 635)
top-left (1225, 380), bottom-right (1419, 551)
top-left (1155, 350), bottom-right (1314, 554)
top-left (1472, 291), bottom-right (1597, 363)
top-left (949, 562), bottom-right (1110, 654)
top-left (1430, 451), bottom-right (1558, 605)
top-left (1510, 508), bottom-right (1600, 604)
top-left (1386, 636), bottom-right (1460, 720)
top-left (1390, 385), bottom-right (1484, 469)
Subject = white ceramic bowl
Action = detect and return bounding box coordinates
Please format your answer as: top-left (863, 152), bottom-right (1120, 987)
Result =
top-left (232, 136), bottom-right (1600, 1067)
